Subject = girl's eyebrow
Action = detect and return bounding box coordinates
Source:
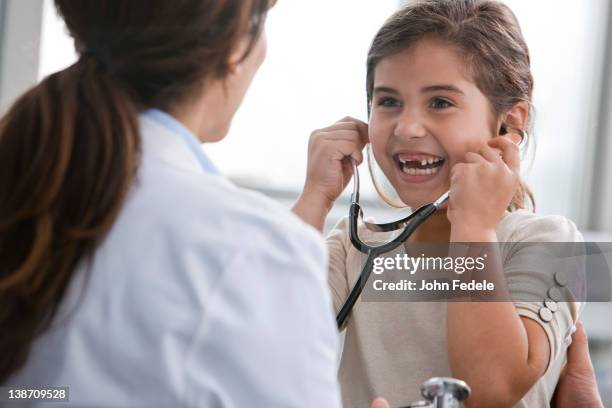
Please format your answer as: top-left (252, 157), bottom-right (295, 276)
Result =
top-left (373, 86), bottom-right (399, 95)
top-left (373, 84), bottom-right (466, 95)
top-left (421, 84), bottom-right (465, 95)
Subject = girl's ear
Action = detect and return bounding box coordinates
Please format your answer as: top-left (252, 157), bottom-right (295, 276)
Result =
top-left (502, 101), bottom-right (530, 131)
top-left (498, 101), bottom-right (530, 144)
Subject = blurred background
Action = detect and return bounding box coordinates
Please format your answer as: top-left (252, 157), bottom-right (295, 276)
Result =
top-left (1, 0), bottom-right (611, 404)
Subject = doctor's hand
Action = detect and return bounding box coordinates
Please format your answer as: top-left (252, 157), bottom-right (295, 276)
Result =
top-left (448, 136), bottom-right (520, 241)
top-left (292, 117), bottom-right (368, 231)
top-left (553, 321), bottom-right (604, 408)
top-left (370, 397), bottom-right (390, 408)
top-left (369, 323), bottom-right (604, 408)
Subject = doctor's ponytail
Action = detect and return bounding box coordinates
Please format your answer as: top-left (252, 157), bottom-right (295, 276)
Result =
top-left (0, 50), bottom-right (140, 384)
top-left (0, 0), bottom-right (274, 383)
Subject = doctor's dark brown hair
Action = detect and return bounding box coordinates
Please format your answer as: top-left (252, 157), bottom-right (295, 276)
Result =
top-left (365, 0), bottom-right (535, 211)
top-left (0, 0), bottom-right (274, 382)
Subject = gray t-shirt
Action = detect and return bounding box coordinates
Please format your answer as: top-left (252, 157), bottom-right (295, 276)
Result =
top-left (327, 209), bottom-right (583, 407)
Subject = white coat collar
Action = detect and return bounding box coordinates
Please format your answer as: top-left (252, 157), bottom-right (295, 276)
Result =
top-left (139, 108), bottom-right (219, 175)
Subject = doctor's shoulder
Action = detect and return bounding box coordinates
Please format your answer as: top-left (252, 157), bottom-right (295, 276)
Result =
top-left (496, 208), bottom-right (583, 243)
top-left (125, 162), bottom-right (328, 273)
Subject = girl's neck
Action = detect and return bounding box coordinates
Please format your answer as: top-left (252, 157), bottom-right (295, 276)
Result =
top-left (407, 208), bottom-right (451, 242)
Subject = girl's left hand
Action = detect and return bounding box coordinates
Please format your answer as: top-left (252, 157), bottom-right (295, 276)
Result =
top-left (447, 136), bottom-right (520, 232)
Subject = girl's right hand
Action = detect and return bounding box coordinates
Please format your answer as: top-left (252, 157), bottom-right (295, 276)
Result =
top-left (303, 117), bottom-right (369, 207)
top-left (292, 117), bottom-right (368, 231)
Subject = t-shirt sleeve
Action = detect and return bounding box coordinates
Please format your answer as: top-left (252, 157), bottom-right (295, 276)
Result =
top-left (325, 216), bottom-right (351, 317)
top-left (182, 224), bottom-right (341, 407)
top-left (503, 214), bottom-right (585, 372)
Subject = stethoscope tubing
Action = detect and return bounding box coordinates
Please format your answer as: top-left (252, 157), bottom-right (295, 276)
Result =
top-left (337, 202), bottom-right (438, 328)
top-left (336, 129), bottom-right (528, 329)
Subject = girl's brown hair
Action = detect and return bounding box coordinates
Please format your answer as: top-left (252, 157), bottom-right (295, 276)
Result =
top-left (0, 0), bottom-right (273, 383)
top-left (366, 0), bottom-right (535, 211)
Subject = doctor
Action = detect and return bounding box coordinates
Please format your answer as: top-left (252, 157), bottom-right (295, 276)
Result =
top-left (0, 0), bottom-right (354, 406)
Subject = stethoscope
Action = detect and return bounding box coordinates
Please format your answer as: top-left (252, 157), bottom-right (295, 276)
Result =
top-left (336, 126), bottom-right (528, 329)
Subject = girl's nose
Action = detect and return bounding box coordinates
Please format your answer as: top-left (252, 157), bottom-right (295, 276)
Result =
top-left (394, 112), bottom-right (427, 141)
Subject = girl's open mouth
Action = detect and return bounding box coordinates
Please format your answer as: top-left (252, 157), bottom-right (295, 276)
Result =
top-left (394, 153), bottom-right (445, 183)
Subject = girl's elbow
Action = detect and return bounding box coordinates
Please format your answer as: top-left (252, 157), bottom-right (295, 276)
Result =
top-left (464, 385), bottom-right (522, 408)
top-left (462, 370), bottom-right (540, 408)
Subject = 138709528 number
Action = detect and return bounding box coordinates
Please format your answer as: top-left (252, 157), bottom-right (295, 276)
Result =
top-left (1, 387), bottom-right (69, 401)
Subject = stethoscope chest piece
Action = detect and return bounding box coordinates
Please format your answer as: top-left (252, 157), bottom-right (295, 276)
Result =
top-left (401, 377), bottom-right (471, 408)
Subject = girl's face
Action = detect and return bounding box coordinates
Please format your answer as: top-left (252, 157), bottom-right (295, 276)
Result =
top-left (369, 37), bottom-right (498, 208)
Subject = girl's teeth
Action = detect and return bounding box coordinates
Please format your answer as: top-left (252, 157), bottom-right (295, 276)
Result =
top-left (421, 159), bottom-right (427, 166)
top-left (402, 165), bottom-right (442, 176)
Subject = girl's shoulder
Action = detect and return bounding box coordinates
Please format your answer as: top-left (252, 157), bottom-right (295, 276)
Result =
top-left (496, 209), bottom-right (583, 243)
top-left (326, 209), bottom-right (583, 245)
top-left (325, 215), bottom-right (402, 247)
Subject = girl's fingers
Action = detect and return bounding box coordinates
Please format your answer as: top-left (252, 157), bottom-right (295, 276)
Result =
top-left (333, 117), bottom-right (369, 143)
top-left (318, 130), bottom-right (366, 144)
top-left (321, 122), bottom-right (360, 133)
top-left (488, 136), bottom-right (520, 172)
top-left (329, 140), bottom-right (364, 164)
top-left (478, 144), bottom-right (503, 163)
top-left (317, 131), bottom-right (366, 163)
top-left (464, 151), bottom-right (487, 164)
top-left (309, 117), bottom-right (368, 169)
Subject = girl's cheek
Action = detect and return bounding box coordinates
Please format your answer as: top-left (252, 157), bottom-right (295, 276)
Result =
top-left (368, 125), bottom-right (391, 159)
top-left (442, 132), bottom-right (481, 158)
top-left (371, 142), bottom-right (390, 169)
top-left (367, 119), bottom-right (387, 141)
top-left (370, 141), bottom-right (396, 180)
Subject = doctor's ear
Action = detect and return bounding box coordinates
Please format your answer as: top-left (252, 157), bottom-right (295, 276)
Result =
top-left (226, 39), bottom-right (248, 75)
top-left (226, 31), bottom-right (258, 76)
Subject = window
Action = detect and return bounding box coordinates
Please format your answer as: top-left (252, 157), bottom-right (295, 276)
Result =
top-left (37, 0), bottom-right (611, 225)
top-left (503, 0), bottom-right (609, 223)
top-left (205, 0), bottom-right (399, 198)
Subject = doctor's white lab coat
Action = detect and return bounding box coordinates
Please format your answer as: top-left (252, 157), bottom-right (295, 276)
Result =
top-left (7, 109), bottom-right (341, 408)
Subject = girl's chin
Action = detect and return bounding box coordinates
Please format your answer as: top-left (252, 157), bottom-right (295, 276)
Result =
top-left (389, 168), bottom-right (450, 208)
top-left (397, 190), bottom-right (449, 209)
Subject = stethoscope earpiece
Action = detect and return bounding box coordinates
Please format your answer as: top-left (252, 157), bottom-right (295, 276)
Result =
top-left (499, 123), bottom-right (508, 135)
top-left (499, 123), bottom-right (528, 150)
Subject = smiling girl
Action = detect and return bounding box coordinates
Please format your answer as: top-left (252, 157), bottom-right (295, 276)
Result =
top-left (292, 0), bottom-right (582, 407)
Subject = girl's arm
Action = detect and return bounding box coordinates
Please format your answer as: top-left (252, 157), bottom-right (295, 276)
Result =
top-left (447, 137), bottom-right (550, 407)
top-left (447, 227), bottom-right (550, 407)
top-left (292, 117), bottom-right (368, 231)
top-left (292, 189), bottom-right (333, 232)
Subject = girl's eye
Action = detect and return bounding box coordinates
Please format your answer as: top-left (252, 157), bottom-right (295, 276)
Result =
top-left (376, 97), bottom-right (401, 108)
top-left (429, 98), bottom-right (453, 110)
